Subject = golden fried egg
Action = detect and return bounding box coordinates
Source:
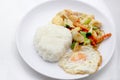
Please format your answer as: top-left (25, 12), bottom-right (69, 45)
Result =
top-left (59, 46), bottom-right (102, 74)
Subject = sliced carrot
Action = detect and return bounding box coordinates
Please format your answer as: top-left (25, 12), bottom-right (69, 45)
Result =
top-left (97, 33), bottom-right (112, 43)
top-left (76, 19), bottom-right (80, 23)
top-left (103, 33), bottom-right (112, 39)
top-left (91, 40), bottom-right (96, 46)
top-left (88, 33), bottom-right (112, 45)
top-left (88, 36), bottom-right (97, 46)
top-left (73, 21), bottom-right (89, 32)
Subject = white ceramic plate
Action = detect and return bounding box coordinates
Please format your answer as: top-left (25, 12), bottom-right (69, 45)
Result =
top-left (16, 0), bottom-right (116, 79)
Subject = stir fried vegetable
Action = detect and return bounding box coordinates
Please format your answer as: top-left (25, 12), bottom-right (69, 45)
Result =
top-left (52, 9), bottom-right (112, 51)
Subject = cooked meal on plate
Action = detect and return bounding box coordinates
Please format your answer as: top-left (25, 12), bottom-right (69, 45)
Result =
top-left (33, 9), bottom-right (111, 74)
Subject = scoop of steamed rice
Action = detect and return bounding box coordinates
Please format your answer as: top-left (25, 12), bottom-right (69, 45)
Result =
top-left (33, 24), bottom-right (72, 62)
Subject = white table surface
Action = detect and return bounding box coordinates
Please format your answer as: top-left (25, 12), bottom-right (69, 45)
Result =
top-left (0, 0), bottom-right (119, 80)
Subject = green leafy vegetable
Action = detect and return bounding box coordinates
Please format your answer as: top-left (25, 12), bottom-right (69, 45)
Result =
top-left (84, 38), bottom-right (91, 45)
top-left (86, 32), bottom-right (92, 37)
top-left (80, 31), bottom-right (87, 38)
top-left (80, 31), bottom-right (91, 38)
top-left (84, 18), bottom-right (91, 25)
top-left (80, 31), bottom-right (91, 45)
top-left (65, 24), bottom-right (70, 28)
top-left (71, 41), bottom-right (76, 49)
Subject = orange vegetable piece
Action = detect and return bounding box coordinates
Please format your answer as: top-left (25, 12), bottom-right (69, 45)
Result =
top-left (73, 21), bottom-right (89, 32)
top-left (97, 33), bottom-right (112, 43)
top-left (88, 36), bottom-right (97, 46)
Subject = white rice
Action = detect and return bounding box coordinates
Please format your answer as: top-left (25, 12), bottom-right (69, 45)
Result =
top-left (33, 24), bottom-right (72, 62)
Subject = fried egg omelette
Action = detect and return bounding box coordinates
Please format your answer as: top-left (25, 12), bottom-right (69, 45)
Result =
top-left (59, 46), bottom-right (102, 74)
